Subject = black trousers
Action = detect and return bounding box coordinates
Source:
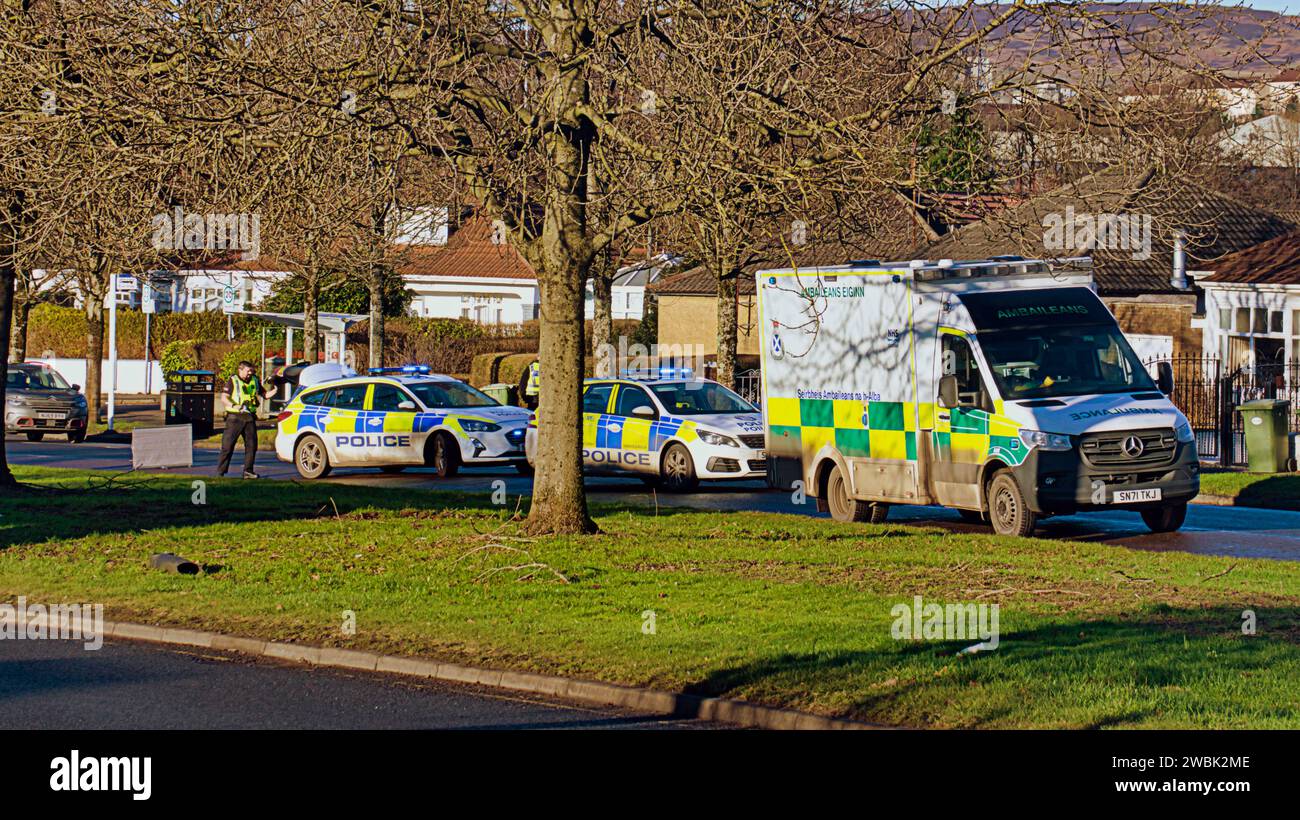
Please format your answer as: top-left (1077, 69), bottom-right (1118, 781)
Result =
top-left (217, 413), bottom-right (258, 475)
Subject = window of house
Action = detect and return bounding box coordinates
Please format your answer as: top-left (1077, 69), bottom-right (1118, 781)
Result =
top-left (1219, 307), bottom-right (1231, 330)
top-left (1253, 307), bottom-right (1268, 333)
top-left (1236, 307), bottom-right (1250, 333)
top-left (1271, 310), bottom-right (1284, 333)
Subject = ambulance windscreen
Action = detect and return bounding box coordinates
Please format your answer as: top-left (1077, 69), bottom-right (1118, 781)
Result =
top-left (976, 325), bottom-right (1156, 400)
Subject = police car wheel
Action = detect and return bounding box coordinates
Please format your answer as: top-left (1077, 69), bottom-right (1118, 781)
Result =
top-left (294, 434), bottom-right (331, 480)
top-left (429, 433), bottom-right (460, 478)
top-left (659, 443), bottom-right (698, 492)
top-left (1140, 503), bottom-right (1187, 533)
top-left (25, 432), bottom-right (43, 442)
top-left (988, 470), bottom-right (1036, 537)
top-left (380, 465), bottom-right (406, 474)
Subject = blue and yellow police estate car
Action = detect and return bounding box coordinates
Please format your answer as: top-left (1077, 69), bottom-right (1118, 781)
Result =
top-left (275, 366), bottom-right (532, 479)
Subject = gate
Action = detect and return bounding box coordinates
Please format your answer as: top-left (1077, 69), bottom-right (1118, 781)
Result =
top-left (1144, 355), bottom-right (1299, 466)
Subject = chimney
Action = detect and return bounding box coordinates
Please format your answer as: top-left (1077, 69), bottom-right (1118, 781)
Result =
top-left (1171, 230), bottom-right (1188, 290)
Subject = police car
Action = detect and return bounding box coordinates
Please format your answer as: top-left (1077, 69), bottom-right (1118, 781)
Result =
top-left (275, 366), bottom-right (532, 479)
top-left (525, 368), bottom-right (766, 491)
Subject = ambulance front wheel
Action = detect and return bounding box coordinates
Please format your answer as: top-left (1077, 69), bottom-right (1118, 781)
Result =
top-left (294, 434), bottom-right (332, 480)
top-left (1141, 503), bottom-right (1187, 533)
top-left (659, 443), bottom-right (699, 492)
top-left (988, 469), bottom-right (1036, 537)
top-left (826, 464), bottom-right (889, 524)
top-left (428, 432), bottom-right (461, 478)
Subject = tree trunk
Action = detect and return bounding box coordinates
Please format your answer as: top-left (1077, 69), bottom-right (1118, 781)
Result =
top-left (368, 269), bottom-right (384, 369)
top-left (84, 298), bottom-right (105, 427)
top-left (303, 275), bottom-right (319, 363)
top-left (0, 243), bottom-right (16, 487)
top-left (525, 2), bottom-right (596, 535)
top-left (591, 268), bottom-right (613, 376)
top-left (368, 204), bottom-right (387, 369)
top-left (8, 276), bottom-right (29, 364)
top-left (715, 264), bottom-right (739, 389)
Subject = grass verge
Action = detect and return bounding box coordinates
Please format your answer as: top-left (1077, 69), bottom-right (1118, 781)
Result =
top-left (1199, 471), bottom-right (1300, 507)
top-left (4, 465), bottom-right (1300, 728)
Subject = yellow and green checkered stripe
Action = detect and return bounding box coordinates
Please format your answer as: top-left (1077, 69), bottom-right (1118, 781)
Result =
top-left (768, 396), bottom-right (917, 461)
top-left (933, 407), bottom-right (1028, 466)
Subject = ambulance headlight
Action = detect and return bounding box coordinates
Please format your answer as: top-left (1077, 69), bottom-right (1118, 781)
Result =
top-left (697, 429), bottom-right (739, 447)
top-left (460, 419), bottom-right (501, 432)
top-left (1175, 421), bottom-right (1194, 443)
top-left (1019, 430), bottom-right (1072, 451)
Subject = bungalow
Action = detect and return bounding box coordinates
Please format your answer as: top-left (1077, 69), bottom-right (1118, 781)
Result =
top-left (1198, 230), bottom-right (1300, 372)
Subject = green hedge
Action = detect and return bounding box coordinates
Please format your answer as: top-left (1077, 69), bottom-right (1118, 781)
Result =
top-left (25, 304), bottom-right (252, 360)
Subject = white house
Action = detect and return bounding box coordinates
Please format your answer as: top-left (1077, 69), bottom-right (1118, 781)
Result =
top-left (583, 254), bottom-right (678, 321)
top-left (396, 215), bottom-right (541, 323)
top-left (1218, 113), bottom-right (1300, 168)
top-left (1199, 231), bottom-right (1300, 371)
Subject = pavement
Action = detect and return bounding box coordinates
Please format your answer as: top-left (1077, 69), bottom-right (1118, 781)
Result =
top-left (0, 637), bottom-right (717, 730)
top-left (10, 434), bottom-right (1300, 561)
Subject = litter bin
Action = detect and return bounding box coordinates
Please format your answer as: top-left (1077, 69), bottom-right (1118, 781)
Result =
top-left (481, 383), bottom-right (517, 406)
top-left (1237, 398), bottom-right (1290, 473)
top-left (164, 370), bottom-right (216, 438)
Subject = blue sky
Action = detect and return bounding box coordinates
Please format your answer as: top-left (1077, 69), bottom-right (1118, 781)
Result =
top-left (1241, 0), bottom-right (1298, 11)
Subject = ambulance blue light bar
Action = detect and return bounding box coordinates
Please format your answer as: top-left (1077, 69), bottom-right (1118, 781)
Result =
top-left (621, 366), bottom-right (694, 381)
top-left (368, 365), bottom-right (430, 375)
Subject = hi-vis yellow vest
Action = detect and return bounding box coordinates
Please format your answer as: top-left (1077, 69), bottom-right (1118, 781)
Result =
top-left (525, 362), bottom-right (541, 396)
top-left (229, 374), bottom-right (261, 413)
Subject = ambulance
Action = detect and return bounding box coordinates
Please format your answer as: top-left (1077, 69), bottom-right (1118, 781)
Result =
top-left (274, 366), bottom-right (531, 479)
top-left (756, 257), bottom-right (1199, 536)
top-left (524, 368), bottom-right (766, 491)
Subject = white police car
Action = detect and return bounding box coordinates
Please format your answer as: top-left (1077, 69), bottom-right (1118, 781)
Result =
top-left (525, 368), bottom-right (765, 491)
top-left (275, 366), bottom-right (532, 479)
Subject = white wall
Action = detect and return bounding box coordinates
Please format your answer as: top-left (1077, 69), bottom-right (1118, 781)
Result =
top-left (31, 358), bottom-right (167, 395)
top-left (405, 279), bottom-right (540, 323)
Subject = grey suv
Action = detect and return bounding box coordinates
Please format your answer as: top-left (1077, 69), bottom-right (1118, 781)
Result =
top-left (5, 363), bottom-right (90, 442)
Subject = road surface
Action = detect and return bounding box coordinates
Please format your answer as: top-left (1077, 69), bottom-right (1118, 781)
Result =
top-left (9, 435), bottom-right (1300, 561)
top-left (0, 637), bottom-right (716, 730)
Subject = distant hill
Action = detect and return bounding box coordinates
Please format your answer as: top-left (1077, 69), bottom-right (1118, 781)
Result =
top-left (965, 2), bottom-right (1300, 74)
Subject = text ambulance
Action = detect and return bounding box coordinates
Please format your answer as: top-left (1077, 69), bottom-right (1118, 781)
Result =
top-left (275, 366), bottom-right (531, 479)
top-left (757, 257), bottom-right (1199, 536)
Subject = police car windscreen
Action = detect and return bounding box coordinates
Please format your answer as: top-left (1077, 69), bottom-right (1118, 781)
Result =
top-left (408, 381), bottom-right (498, 408)
top-left (650, 382), bottom-right (755, 415)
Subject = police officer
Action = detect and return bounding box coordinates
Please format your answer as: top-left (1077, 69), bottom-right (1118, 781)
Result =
top-left (524, 359), bottom-right (541, 410)
top-left (217, 360), bottom-right (277, 479)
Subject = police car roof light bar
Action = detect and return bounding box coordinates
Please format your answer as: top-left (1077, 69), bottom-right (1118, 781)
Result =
top-left (621, 366), bottom-right (694, 381)
top-left (368, 365), bottom-right (430, 375)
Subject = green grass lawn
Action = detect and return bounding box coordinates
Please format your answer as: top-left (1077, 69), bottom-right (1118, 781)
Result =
top-left (1199, 471), bottom-right (1300, 506)
top-left (4, 465), bottom-right (1300, 728)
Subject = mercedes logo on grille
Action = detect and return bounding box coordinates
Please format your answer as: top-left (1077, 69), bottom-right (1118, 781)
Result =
top-left (1121, 435), bottom-right (1145, 458)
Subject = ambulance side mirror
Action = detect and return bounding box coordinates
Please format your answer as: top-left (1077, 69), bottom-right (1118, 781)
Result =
top-left (397, 400), bottom-right (416, 411)
top-left (631, 405), bottom-right (657, 419)
top-left (938, 375), bottom-right (959, 408)
top-left (1155, 361), bottom-right (1174, 396)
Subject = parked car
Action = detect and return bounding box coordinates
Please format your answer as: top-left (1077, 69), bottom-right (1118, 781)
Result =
top-left (5, 363), bottom-right (90, 442)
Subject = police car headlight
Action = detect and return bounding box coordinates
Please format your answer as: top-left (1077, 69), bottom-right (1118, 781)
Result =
top-left (1019, 430), bottom-right (1071, 451)
top-left (1175, 421), bottom-right (1194, 443)
top-left (698, 429), bottom-right (739, 447)
top-left (460, 419), bottom-right (501, 432)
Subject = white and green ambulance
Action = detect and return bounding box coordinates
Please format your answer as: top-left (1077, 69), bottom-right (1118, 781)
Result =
top-left (756, 257), bottom-right (1199, 536)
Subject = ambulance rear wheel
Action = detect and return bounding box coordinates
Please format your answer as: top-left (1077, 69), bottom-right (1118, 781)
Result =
top-left (380, 465), bottom-right (406, 474)
top-left (659, 443), bottom-right (698, 492)
top-left (988, 470), bottom-right (1036, 537)
top-left (429, 433), bottom-right (460, 478)
top-left (1141, 503), bottom-right (1187, 533)
top-left (294, 434), bottom-right (331, 480)
top-left (826, 464), bottom-right (889, 524)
